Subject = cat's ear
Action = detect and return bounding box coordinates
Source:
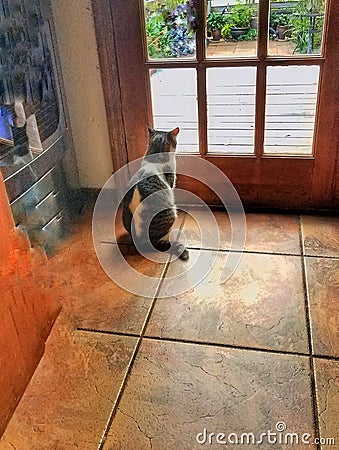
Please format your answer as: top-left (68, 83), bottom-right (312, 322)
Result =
top-left (147, 126), bottom-right (155, 136)
top-left (169, 127), bottom-right (180, 138)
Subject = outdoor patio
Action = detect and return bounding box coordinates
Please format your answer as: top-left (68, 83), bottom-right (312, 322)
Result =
top-left (206, 38), bottom-right (296, 57)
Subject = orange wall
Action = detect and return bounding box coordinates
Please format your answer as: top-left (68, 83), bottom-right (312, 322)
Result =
top-left (0, 172), bottom-right (61, 436)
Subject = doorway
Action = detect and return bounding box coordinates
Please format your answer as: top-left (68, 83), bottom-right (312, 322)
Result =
top-left (93, 0), bottom-right (339, 209)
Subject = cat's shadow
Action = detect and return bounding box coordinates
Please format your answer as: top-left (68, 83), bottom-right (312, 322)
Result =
top-left (116, 232), bottom-right (139, 256)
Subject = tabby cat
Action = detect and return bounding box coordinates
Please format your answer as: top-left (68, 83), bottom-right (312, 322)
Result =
top-left (122, 126), bottom-right (188, 260)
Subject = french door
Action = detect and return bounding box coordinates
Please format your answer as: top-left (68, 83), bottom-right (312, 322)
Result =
top-left (93, 0), bottom-right (339, 209)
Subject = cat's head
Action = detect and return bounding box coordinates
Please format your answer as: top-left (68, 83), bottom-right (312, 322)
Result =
top-left (146, 126), bottom-right (180, 155)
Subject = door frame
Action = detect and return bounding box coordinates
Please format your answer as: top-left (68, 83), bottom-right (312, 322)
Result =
top-left (92, 0), bottom-right (339, 210)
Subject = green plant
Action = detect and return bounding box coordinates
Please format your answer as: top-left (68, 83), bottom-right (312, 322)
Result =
top-left (270, 12), bottom-right (290, 27)
top-left (238, 28), bottom-right (258, 41)
top-left (145, 2), bottom-right (196, 58)
top-left (146, 13), bottom-right (171, 58)
top-left (221, 23), bottom-right (233, 39)
top-left (230, 2), bottom-right (252, 28)
top-left (289, 0), bottom-right (325, 53)
top-left (206, 11), bottom-right (226, 31)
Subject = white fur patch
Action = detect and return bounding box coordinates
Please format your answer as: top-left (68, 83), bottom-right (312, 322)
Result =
top-left (129, 188), bottom-right (143, 238)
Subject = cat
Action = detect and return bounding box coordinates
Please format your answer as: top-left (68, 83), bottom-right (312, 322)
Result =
top-left (122, 126), bottom-right (188, 260)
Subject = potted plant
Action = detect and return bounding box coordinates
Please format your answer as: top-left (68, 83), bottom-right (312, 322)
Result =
top-left (229, 2), bottom-right (252, 40)
top-left (206, 11), bottom-right (226, 41)
top-left (270, 11), bottom-right (290, 40)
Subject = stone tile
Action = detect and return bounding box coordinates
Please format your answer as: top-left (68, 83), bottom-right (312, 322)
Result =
top-left (146, 250), bottom-right (308, 353)
top-left (244, 213), bottom-right (301, 254)
top-left (305, 258), bottom-right (339, 357)
top-left (182, 210), bottom-right (301, 254)
top-left (0, 317), bottom-right (137, 450)
top-left (103, 339), bottom-right (315, 450)
top-left (301, 216), bottom-right (339, 257)
top-left (314, 359), bottom-right (339, 450)
top-left (49, 220), bottom-right (167, 334)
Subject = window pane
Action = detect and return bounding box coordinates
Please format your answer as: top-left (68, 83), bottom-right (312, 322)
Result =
top-left (207, 67), bottom-right (256, 154)
top-left (144, 1), bottom-right (196, 60)
top-left (264, 65), bottom-right (320, 155)
top-left (268, 0), bottom-right (327, 57)
top-left (206, 0), bottom-right (258, 58)
top-left (150, 69), bottom-right (199, 153)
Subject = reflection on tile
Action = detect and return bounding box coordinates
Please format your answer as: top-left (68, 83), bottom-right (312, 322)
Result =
top-left (146, 250), bottom-right (308, 353)
top-left (244, 213), bottom-right (300, 254)
top-left (305, 258), bottom-right (339, 357)
top-left (0, 317), bottom-right (137, 449)
top-left (314, 359), bottom-right (339, 450)
top-left (50, 230), bottom-right (166, 333)
top-left (104, 339), bottom-right (314, 450)
top-left (301, 216), bottom-right (339, 257)
top-left (182, 210), bottom-right (300, 254)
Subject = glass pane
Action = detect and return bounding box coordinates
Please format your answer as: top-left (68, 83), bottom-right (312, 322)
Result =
top-left (207, 67), bottom-right (256, 154)
top-left (206, 0), bottom-right (258, 58)
top-left (264, 65), bottom-right (320, 155)
top-left (150, 69), bottom-right (199, 153)
top-left (0, 18), bottom-right (61, 177)
top-left (268, 0), bottom-right (327, 57)
top-left (144, 1), bottom-right (196, 60)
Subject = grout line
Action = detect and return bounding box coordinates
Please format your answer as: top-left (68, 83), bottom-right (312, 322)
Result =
top-left (99, 242), bottom-right (339, 260)
top-left (186, 247), bottom-right (302, 257)
top-left (303, 253), bottom-right (339, 260)
top-left (298, 216), bottom-right (321, 450)
top-left (78, 326), bottom-right (308, 358)
top-left (298, 219), bottom-right (313, 356)
top-left (100, 241), bottom-right (339, 260)
top-left (96, 215), bottom-right (189, 449)
top-left (312, 353), bottom-right (339, 361)
top-left (96, 259), bottom-right (171, 450)
top-left (97, 335), bottom-right (143, 450)
top-left (77, 328), bottom-right (140, 339)
top-left (141, 334), bottom-right (312, 358)
top-left (299, 215), bottom-right (307, 256)
top-left (309, 357), bottom-right (322, 450)
top-left (76, 327), bottom-right (339, 361)
top-left (138, 210), bottom-right (188, 337)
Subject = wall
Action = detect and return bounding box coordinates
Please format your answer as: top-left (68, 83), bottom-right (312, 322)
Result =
top-left (51, 0), bottom-right (113, 188)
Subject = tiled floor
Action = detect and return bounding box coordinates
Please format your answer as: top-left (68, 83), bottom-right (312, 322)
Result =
top-left (0, 208), bottom-right (338, 450)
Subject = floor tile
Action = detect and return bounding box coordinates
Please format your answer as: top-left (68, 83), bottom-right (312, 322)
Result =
top-left (301, 216), bottom-right (339, 257)
top-left (146, 250), bottom-right (309, 353)
top-left (0, 316), bottom-right (137, 450)
top-left (182, 210), bottom-right (301, 254)
top-left (49, 221), bottom-right (167, 334)
top-left (305, 257), bottom-right (339, 357)
top-left (103, 339), bottom-right (315, 450)
top-left (314, 358), bottom-right (339, 449)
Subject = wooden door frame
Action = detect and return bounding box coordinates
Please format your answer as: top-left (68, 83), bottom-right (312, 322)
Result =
top-left (92, 0), bottom-right (339, 210)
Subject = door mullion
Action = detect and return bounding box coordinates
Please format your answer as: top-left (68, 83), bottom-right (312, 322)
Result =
top-left (197, 67), bottom-right (207, 157)
top-left (255, 0), bottom-right (270, 158)
top-left (196, 0), bottom-right (207, 157)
